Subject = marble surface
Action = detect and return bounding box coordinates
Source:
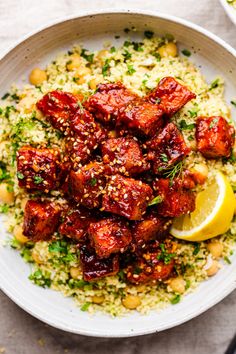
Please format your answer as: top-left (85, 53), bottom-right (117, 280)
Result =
top-left (0, 0), bottom-right (236, 353)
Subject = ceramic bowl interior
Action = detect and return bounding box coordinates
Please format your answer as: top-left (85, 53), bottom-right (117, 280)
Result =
top-left (0, 11), bottom-right (236, 337)
top-left (219, 0), bottom-right (236, 25)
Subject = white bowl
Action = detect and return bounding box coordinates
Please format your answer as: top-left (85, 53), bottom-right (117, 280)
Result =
top-left (0, 10), bottom-right (236, 338)
top-left (219, 0), bottom-right (236, 25)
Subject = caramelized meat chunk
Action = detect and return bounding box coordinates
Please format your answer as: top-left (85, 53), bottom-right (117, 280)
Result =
top-left (17, 146), bottom-right (60, 192)
top-left (23, 200), bottom-right (61, 241)
top-left (80, 243), bottom-right (119, 281)
top-left (66, 108), bottom-right (107, 167)
top-left (88, 218), bottom-right (132, 258)
top-left (68, 162), bottom-right (106, 208)
top-left (36, 90), bottom-right (80, 131)
top-left (101, 137), bottom-right (149, 176)
top-left (102, 174), bottom-right (153, 220)
top-left (59, 208), bottom-right (95, 242)
top-left (84, 82), bottom-right (137, 123)
top-left (147, 123), bottom-right (190, 174)
top-left (148, 77), bottom-right (196, 117)
top-left (131, 211), bottom-right (172, 248)
top-left (153, 178), bottom-right (195, 217)
top-left (126, 240), bottom-right (174, 284)
top-left (118, 100), bottom-right (164, 136)
top-left (196, 116), bottom-right (235, 158)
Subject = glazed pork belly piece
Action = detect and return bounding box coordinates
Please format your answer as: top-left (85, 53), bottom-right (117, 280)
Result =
top-left (118, 100), bottom-right (164, 137)
top-left (153, 178), bottom-right (196, 218)
top-left (84, 82), bottom-right (137, 124)
top-left (36, 90), bottom-right (80, 132)
top-left (59, 207), bottom-right (96, 242)
top-left (101, 137), bottom-right (150, 176)
top-left (102, 174), bottom-right (153, 220)
top-left (17, 146), bottom-right (60, 193)
top-left (23, 199), bottom-right (61, 242)
top-left (148, 76), bottom-right (196, 117)
top-left (195, 116), bottom-right (235, 158)
top-left (79, 243), bottom-right (119, 281)
top-left (88, 217), bottom-right (132, 258)
top-left (131, 211), bottom-right (172, 248)
top-left (126, 240), bottom-right (175, 284)
top-left (147, 122), bottom-right (190, 174)
top-left (68, 161), bottom-right (106, 209)
top-left (66, 108), bottom-right (107, 166)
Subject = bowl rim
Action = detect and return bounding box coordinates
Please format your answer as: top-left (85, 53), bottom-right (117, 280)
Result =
top-left (219, 0), bottom-right (236, 26)
top-left (1, 9), bottom-right (236, 337)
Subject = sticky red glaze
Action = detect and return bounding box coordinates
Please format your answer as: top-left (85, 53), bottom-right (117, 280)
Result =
top-left (101, 137), bottom-right (150, 176)
top-left (17, 146), bottom-right (60, 192)
top-left (147, 122), bottom-right (190, 174)
top-left (36, 90), bottom-right (80, 131)
top-left (126, 240), bottom-right (175, 284)
top-left (66, 108), bottom-right (107, 167)
top-left (118, 100), bottom-right (164, 136)
top-left (196, 116), bottom-right (235, 158)
top-left (68, 162), bottom-right (106, 209)
top-left (148, 77), bottom-right (196, 117)
top-left (102, 174), bottom-right (153, 220)
top-left (88, 217), bottom-right (132, 258)
top-left (23, 200), bottom-right (61, 241)
top-left (131, 211), bottom-right (172, 248)
top-left (59, 208), bottom-right (96, 242)
top-left (84, 82), bottom-right (137, 123)
top-left (153, 178), bottom-right (195, 217)
top-left (79, 243), bottom-right (119, 281)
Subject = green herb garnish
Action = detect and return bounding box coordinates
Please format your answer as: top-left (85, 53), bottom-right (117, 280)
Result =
top-left (148, 195), bottom-right (163, 206)
top-left (224, 256), bottom-right (231, 264)
top-left (80, 48), bottom-right (94, 64)
top-left (81, 302), bottom-right (91, 311)
top-left (90, 178), bottom-right (97, 186)
top-left (34, 176), bottom-right (43, 184)
top-left (171, 294), bottom-right (181, 304)
top-left (179, 120), bottom-right (195, 130)
top-left (157, 243), bottom-right (176, 264)
top-left (102, 59), bottom-right (111, 77)
top-left (193, 243), bottom-right (200, 256)
top-left (17, 172), bottom-right (24, 180)
top-left (209, 78), bottom-right (220, 90)
top-left (182, 49), bottom-right (191, 57)
top-left (126, 64), bottom-right (136, 75)
top-left (144, 30), bottom-right (154, 39)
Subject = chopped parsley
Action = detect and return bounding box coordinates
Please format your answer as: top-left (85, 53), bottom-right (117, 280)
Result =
top-left (81, 302), bottom-right (91, 311)
top-left (144, 30), bottom-right (154, 39)
top-left (148, 195), bottom-right (163, 206)
top-left (179, 119), bottom-right (195, 130)
top-left (48, 240), bottom-right (68, 253)
top-left (132, 42), bottom-right (144, 52)
top-left (157, 243), bottom-right (176, 264)
top-left (126, 64), bottom-right (136, 75)
top-left (151, 52), bottom-right (161, 62)
top-left (182, 49), bottom-right (191, 57)
top-left (160, 153), bottom-right (169, 163)
top-left (230, 100), bottom-right (236, 107)
top-left (90, 178), bottom-right (97, 186)
top-left (0, 163), bottom-right (10, 181)
top-left (224, 256), bottom-right (231, 264)
top-left (17, 172), bottom-right (24, 180)
top-left (80, 48), bottom-right (94, 64)
top-left (110, 46), bottom-right (116, 53)
top-left (209, 78), bottom-right (220, 90)
top-left (187, 135), bottom-right (194, 141)
top-left (1, 92), bottom-right (10, 100)
top-left (171, 294), bottom-right (181, 304)
top-left (193, 243), bottom-right (200, 256)
top-left (34, 176), bottom-right (43, 184)
top-left (0, 204), bottom-right (9, 213)
top-left (29, 269), bottom-right (51, 288)
top-left (122, 50), bottom-right (132, 61)
top-left (102, 59), bottom-right (111, 77)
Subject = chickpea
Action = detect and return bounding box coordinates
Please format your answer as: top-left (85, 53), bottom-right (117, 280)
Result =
top-left (35, 108), bottom-right (44, 120)
top-left (89, 78), bottom-right (99, 90)
top-left (158, 42), bottom-right (177, 58)
top-left (191, 163), bottom-right (208, 184)
top-left (0, 183), bottom-right (14, 204)
top-left (169, 276), bottom-right (186, 294)
top-left (32, 248), bottom-right (43, 264)
top-left (70, 266), bottom-right (80, 279)
top-left (122, 295), bottom-right (141, 310)
top-left (206, 260), bottom-right (220, 276)
top-left (92, 295), bottom-right (105, 305)
top-left (29, 68), bottom-right (47, 86)
top-left (17, 96), bottom-right (35, 113)
top-left (13, 225), bottom-right (28, 244)
top-left (66, 54), bottom-right (82, 71)
top-left (74, 67), bottom-right (91, 85)
top-left (96, 49), bottom-right (109, 63)
top-left (207, 241), bottom-right (223, 259)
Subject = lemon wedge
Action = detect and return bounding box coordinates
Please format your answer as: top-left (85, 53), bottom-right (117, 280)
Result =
top-left (170, 171), bottom-right (236, 242)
